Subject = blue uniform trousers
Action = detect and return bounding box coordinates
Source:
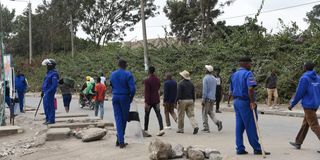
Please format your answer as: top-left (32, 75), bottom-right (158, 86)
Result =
top-left (43, 93), bottom-right (55, 123)
top-left (234, 99), bottom-right (261, 153)
top-left (112, 95), bottom-right (131, 144)
top-left (17, 90), bottom-right (24, 112)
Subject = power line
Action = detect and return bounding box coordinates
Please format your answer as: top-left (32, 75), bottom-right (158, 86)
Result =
top-left (217, 0), bottom-right (320, 21)
top-left (135, 0), bottom-right (320, 29)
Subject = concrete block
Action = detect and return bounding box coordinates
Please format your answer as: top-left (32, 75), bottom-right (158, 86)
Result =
top-left (55, 117), bottom-right (100, 123)
top-left (46, 128), bottom-right (71, 141)
top-left (48, 121), bottom-right (108, 129)
top-left (55, 113), bottom-right (89, 118)
top-left (0, 126), bottom-right (24, 137)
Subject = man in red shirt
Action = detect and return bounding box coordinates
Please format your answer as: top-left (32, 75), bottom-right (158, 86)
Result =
top-left (144, 66), bottom-right (165, 137)
top-left (95, 77), bottom-right (107, 119)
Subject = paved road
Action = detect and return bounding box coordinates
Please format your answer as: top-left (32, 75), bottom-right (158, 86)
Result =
top-left (23, 96), bottom-right (319, 160)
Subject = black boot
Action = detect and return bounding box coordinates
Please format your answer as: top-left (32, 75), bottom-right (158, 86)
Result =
top-left (289, 142), bottom-right (301, 149)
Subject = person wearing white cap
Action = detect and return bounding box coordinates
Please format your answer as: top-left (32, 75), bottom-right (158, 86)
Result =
top-left (202, 65), bottom-right (223, 133)
top-left (176, 70), bottom-right (199, 134)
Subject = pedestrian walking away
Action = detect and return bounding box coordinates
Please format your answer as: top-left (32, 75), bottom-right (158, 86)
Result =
top-left (163, 73), bottom-right (178, 130)
top-left (59, 77), bottom-right (74, 113)
top-left (15, 70), bottom-right (28, 113)
top-left (176, 70), bottom-right (199, 134)
top-left (144, 66), bottom-right (165, 137)
top-left (202, 65), bottom-right (223, 133)
top-left (288, 62), bottom-right (320, 153)
top-left (41, 59), bottom-right (59, 125)
top-left (214, 67), bottom-right (223, 113)
top-left (110, 59), bottom-right (136, 149)
top-left (231, 57), bottom-right (270, 155)
top-left (265, 70), bottom-right (279, 109)
top-left (95, 77), bottom-right (107, 119)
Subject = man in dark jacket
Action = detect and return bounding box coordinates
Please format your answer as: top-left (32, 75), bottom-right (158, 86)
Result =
top-left (15, 70), bottom-right (27, 113)
top-left (265, 71), bottom-right (278, 109)
top-left (144, 66), bottom-right (165, 137)
top-left (289, 62), bottom-right (320, 153)
top-left (176, 70), bottom-right (199, 134)
top-left (163, 73), bottom-right (178, 130)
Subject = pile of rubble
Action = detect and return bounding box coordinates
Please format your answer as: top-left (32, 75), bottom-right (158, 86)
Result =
top-left (149, 139), bottom-right (238, 160)
top-left (0, 129), bottom-right (47, 159)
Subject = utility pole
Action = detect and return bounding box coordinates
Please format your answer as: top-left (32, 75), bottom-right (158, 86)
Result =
top-left (0, 1), bottom-right (5, 126)
top-left (141, 0), bottom-right (149, 71)
top-left (200, 0), bottom-right (204, 43)
top-left (70, 15), bottom-right (74, 58)
top-left (28, 1), bottom-right (32, 64)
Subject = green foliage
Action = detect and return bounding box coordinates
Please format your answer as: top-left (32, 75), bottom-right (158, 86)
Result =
top-left (81, 0), bottom-right (158, 46)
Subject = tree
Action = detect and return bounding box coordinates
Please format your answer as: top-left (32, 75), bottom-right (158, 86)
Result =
top-left (164, 0), bottom-right (232, 43)
top-left (81, 0), bottom-right (158, 46)
top-left (305, 4), bottom-right (320, 33)
top-left (0, 4), bottom-right (16, 48)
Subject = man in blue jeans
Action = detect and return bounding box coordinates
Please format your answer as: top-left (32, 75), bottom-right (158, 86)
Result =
top-left (231, 57), bottom-right (270, 155)
top-left (41, 59), bottom-right (59, 125)
top-left (110, 59), bottom-right (136, 149)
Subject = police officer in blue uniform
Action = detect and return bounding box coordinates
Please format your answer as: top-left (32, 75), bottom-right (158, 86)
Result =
top-left (41, 59), bottom-right (59, 125)
top-left (15, 70), bottom-right (28, 113)
top-left (231, 57), bottom-right (270, 155)
top-left (110, 59), bottom-right (136, 149)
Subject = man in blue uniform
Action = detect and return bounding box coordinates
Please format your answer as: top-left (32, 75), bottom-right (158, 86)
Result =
top-left (41, 59), bottom-right (59, 125)
top-left (110, 59), bottom-right (136, 149)
top-left (15, 70), bottom-right (27, 113)
top-left (231, 57), bottom-right (270, 155)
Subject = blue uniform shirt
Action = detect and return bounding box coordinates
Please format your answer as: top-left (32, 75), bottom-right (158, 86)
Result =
top-left (42, 70), bottom-right (59, 94)
top-left (15, 75), bottom-right (27, 92)
top-left (231, 67), bottom-right (257, 100)
top-left (110, 69), bottom-right (136, 98)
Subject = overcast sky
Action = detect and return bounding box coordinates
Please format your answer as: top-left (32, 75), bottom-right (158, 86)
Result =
top-left (2, 0), bottom-right (319, 41)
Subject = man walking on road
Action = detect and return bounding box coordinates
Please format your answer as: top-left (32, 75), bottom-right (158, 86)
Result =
top-left (144, 66), bottom-right (165, 137)
top-left (163, 73), bottom-right (178, 130)
top-left (214, 67), bottom-right (223, 113)
top-left (231, 57), bottom-right (270, 155)
top-left (41, 59), bottom-right (59, 125)
top-left (176, 70), bottom-right (199, 134)
top-left (15, 70), bottom-right (28, 113)
top-left (110, 59), bottom-right (136, 149)
top-left (265, 71), bottom-right (278, 109)
top-left (202, 65), bottom-right (223, 133)
top-left (289, 62), bottom-right (320, 153)
top-left (95, 77), bottom-right (107, 119)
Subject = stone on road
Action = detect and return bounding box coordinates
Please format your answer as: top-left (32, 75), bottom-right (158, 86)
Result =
top-left (81, 128), bottom-right (107, 142)
top-left (149, 138), bottom-right (173, 160)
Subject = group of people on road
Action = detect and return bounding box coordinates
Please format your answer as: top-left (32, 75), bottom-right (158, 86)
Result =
top-left (38, 57), bottom-right (320, 155)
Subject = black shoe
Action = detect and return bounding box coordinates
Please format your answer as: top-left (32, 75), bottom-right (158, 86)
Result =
top-left (289, 142), bottom-right (301, 149)
top-left (237, 151), bottom-right (248, 155)
top-left (201, 129), bottom-right (210, 133)
top-left (43, 122), bottom-right (48, 125)
top-left (20, 111), bottom-right (25, 113)
top-left (177, 130), bottom-right (184, 134)
top-left (254, 150), bottom-right (271, 155)
top-left (317, 151), bottom-right (320, 153)
top-left (216, 110), bottom-right (222, 113)
top-left (116, 140), bottom-right (128, 147)
top-left (119, 143), bottom-right (127, 149)
top-left (47, 122), bottom-right (55, 124)
top-left (193, 127), bottom-right (199, 135)
top-left (216, 121), bottom-right (223, 131)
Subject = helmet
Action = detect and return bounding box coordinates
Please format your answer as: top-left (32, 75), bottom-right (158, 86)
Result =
top-left (86, 76), bottom-right (91, 81)
top-left (42, 59), bottom-right (56, 66)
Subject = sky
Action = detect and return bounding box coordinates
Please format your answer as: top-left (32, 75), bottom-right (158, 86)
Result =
top-left (1, 0), bottom-right (319, 41)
